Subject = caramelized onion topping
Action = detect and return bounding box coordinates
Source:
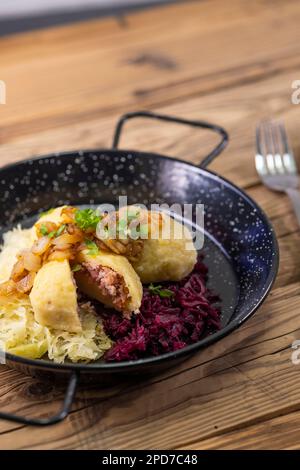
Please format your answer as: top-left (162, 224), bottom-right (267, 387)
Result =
top-left (0, 205), bottom-right (157, 296)
top-left (31, 236), bottom-right (51, 255)
top-left (15, 272), bottom-right (36, 294)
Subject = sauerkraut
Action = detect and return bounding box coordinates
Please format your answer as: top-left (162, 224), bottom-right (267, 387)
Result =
top-left (0, 227), bottom-right (112, 363)
top-left (0, 295), bottom-right (48, 358)
top-left (46, 302), bottom-right (112, 363)
top-left (0, 294), bottom-right (112, 363)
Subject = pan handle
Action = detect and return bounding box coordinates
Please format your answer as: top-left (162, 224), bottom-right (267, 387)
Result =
top-left (0, 371), bottom-right (79, 426)
top-left (112, 111), bottom-right (229, 168)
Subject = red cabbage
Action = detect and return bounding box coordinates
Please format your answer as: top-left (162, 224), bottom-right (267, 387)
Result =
top-left (100, 256), bottom-right (221, 362)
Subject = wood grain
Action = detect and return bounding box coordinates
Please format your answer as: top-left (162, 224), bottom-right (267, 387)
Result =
top-left (0, 0), bottom-right (300, 450)
top-left (1, 0), bottom-right (300, 143)
top-left (1, 65), bottom-right (300, 190)
top-left (181, 409), bottom-right (300, 450)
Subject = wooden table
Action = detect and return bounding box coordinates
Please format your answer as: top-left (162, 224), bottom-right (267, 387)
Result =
top-left (0, 0), bottom-right (300, 450)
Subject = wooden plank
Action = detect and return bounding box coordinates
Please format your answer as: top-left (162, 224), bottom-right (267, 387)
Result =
top-left (1, 0), bottom-right (300, 143)
top-left (1, 65), bottom-right (300, 191)
top-left (180, 409), bottom-right (300, 449)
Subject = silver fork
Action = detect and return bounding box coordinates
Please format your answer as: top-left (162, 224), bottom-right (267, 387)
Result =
top-left (256, 120), bottom-right (300, 225)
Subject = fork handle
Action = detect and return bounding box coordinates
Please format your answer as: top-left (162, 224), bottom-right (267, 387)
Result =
top-left (285, 188), bottom-right (300, 226)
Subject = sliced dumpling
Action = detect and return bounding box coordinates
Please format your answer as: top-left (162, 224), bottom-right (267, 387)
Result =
top-left (132, 212), bottom-right (197, 283)
top-left (75, 250), bottom-right (143, 316)
top-left (30, 260), bottom-right (81, 333)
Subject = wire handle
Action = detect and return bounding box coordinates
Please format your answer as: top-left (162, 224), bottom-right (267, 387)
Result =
top-left (112, 111), bottom-right (229, 168)
top-left (0, 371), bottom-right (78, 426)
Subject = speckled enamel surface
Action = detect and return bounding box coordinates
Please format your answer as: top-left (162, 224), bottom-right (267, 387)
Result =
top-left (0, 149), bottom-right (278, 358)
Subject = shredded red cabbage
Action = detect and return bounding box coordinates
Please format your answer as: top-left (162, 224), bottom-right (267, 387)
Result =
top-left (100, 256), bottom-right (221, 362)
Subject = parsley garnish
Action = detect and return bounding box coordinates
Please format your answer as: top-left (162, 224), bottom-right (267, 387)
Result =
top-left (75, 208), bottom-right (101, 231)
top-left (55, 224), bottom-right (66, 237)
top-left (85, 239), bottom-right (99, 256)
top-left (48, 231), bottom-right (56, 239)
top-left (72, 264), bottom-right (82, 272)
top-left (137, 223), bottom-right (149, 238)
top-left (40, 223), bottom-right (66, 238)
top-left (148, 284), bottom-right (174, 298)
top-left (40, 224), bottom-right (49, 236)
top-left (117, 218), bottom-right (129, 238)
top-left (127, 209), bottom-right (140, 222)
top-left (118, 219), bottom-right (127, 231)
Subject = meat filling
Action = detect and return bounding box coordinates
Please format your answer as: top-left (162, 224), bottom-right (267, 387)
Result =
top-left (82, 262), bottom-right (130, 312)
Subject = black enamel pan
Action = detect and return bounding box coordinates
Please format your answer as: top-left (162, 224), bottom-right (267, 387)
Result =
top-left (0, 111), bottom-right (278, 425)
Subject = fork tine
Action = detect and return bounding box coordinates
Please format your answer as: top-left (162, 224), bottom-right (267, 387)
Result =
top-left (279, 122), bottom-right (298, 174)
top-left (267, 121), bottom-right (276, 154)
top-left (255, 124), bottom-right (268, 176)
top-left (255, 120), bottom-right (299, 194)
top-left (270, 121), bottom-right (285, 174)
top-left (260, 121), bottom-right (276, 174)
top-left (279, 122), bottom-right (292, 154)
top-left (255, 153), bottom-right (268, 176)
top-left (256, 125), bottom-right (263, 155)
top-left (270, 121), bottom-right (279, 153)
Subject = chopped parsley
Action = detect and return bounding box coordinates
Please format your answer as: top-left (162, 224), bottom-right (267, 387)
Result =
top-left (117, 212), bottom-right (147, 239)
top-left (117, 218), bottom-right (129, 238)
top-left (48, 230), bottom-right (56, 239)
top-left (40, 223), bottom-right (66, 238)
top-left (127, 209), bottom-right (140, 222)
top-left (148, 284), bottom-right (175, 298)
top-left (75, 208), bottom-right (101, 231)
top-left (137, 223), bottom-right (149, 238)
top-left (118, 219), bottom-right (127, 231)
top-left (84, 238), bottom-right (99, 256)
top-left (55, 224), bottom-right (66, 237)
top-left (40, 224), bottom-right (49, 236)
top-left (72, 264), bottom-right (82, 272)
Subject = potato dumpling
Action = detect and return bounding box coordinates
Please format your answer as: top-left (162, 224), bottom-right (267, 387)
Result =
top-left (132, 213), bottom-right (197, 283)
top-left (30, 260), bottom-right (81, 333)
top-left (76, 250), bottom-right (143, 316)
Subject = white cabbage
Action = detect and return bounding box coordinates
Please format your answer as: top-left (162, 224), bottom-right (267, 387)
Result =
top-left (0, 295), bottom-right (47, 357)
top-left (46, 302), bottom-right (112, 363)
top-left (0, 226), bottom-right (112, 362)
top-left (0, 295), bottom-right (112, 363)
